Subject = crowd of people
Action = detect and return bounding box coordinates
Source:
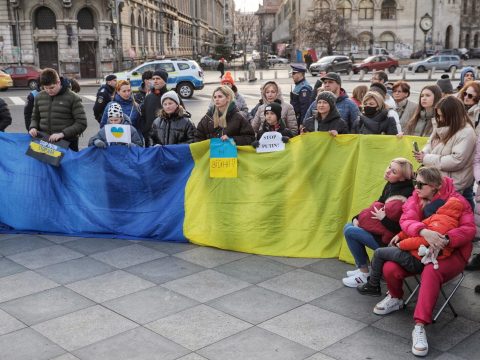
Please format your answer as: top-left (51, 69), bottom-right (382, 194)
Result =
top-left (0, 64), bottom-right (479, 357)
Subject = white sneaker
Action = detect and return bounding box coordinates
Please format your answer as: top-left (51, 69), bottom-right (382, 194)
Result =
top-left (373, 294), bottom-right (403, 315)
top-left (346, 267), bottom-right (370, 277)
top-left (412, 325), bottom-right (428, 356)
top-left (342, 272), bottom-right (369, 288)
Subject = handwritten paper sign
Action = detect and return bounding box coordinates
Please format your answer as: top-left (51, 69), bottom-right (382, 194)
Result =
top-left (256, 131), bottom-right (285, 153)
top-left (105, 124), bottom-right (131, 145)
top-left (210, 138), bottom-right (238, 178)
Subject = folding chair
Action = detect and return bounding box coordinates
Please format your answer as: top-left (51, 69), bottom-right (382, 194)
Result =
top-left (403, 272), bottom-right (465, 322)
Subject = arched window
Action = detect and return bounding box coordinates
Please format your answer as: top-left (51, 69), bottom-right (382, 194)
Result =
top-left (445, 26), bottom-right (452, 49)
top-left (379, 32), bottom-right (395, 51)
top-left (315, 0), bottom-right (330, 15)
top-left (381, 0), bottom-right (396, 20)
top-left (130, 13), bottom-right (136, 46)
top-left (336, 0), bottom-right (352, 19)
top-left (359, 0), bottom-right (374, 20)
top-left (358, 32), bottom-right (373, 51)
top-left (465, 33), bottom-right (471, 48)
top-left (35, 6), bottom-right (56, 29)
top-left (463, 0), bottom-right (468, 14)
top-left (474, 33), bottom-right (479, 48)
top-left (137, 14), bottom-right (142, 47)
top-left (77, 8), bottom-right (94, 29)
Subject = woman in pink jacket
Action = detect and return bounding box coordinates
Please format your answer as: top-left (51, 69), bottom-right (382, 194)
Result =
top-left (374, 166), bottom-right (475, 357)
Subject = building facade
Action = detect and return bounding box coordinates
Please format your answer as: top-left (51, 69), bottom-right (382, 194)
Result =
top-left (256, 0), bottom-right (282, 54)
top-left (271, 0), bottom-right (464, 58)
top-left (460, 0), bottom-right (480, 49)
top-left (0, 0), bottom-right (231, 78)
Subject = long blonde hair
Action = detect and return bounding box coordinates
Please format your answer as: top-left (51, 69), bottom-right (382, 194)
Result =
top-left (212, 85), bottom-right (235, 128)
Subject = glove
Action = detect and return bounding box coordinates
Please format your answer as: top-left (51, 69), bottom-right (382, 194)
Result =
top-left (94, 139), bottom-right (106, 148)
top-left (281, 136), bottom-right (289, 143)
top-left (251, 140), bottom-right (260, 148)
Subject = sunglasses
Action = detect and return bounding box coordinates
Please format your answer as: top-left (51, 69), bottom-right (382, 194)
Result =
top-left (464, 93), bottom-right (476, 99)
top-left (413, 180), bottom-right (429, 189)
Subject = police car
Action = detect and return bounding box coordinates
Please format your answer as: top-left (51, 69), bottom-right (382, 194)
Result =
top-left (107, 59), bottom-right (204, 98)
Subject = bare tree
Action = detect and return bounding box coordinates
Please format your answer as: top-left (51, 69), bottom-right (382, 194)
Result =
top-left (296, 10), bottom-right (355, 56)
top-left (235, 12), bottom-right (258, 68)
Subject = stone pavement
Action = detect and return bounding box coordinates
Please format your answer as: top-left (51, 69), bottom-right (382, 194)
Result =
top-left (0, 233), bottom-right (479, 360)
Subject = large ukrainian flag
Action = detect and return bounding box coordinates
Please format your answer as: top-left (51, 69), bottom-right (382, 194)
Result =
top-left (0, 132), bottom-right (427, 262)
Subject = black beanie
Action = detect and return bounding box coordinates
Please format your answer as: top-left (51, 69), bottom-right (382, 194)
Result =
top-left (370, 82), bottom-right (387, 98)
top-left (316, 91), bottom-right (337, 110)
top-left (152, 70), bottom-right (168, 83)
top-left (436, 74), bottom-right (453, 94)
top-left (264, 101), bottom-right (282, 120)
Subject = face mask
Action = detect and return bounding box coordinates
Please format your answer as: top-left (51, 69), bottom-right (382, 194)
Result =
top-left (363, 106), bottom-right (377, 116)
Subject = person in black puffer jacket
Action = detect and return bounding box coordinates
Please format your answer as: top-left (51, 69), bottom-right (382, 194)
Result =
top-left (302, 91), bottom-right (349, 136)
top-left (149, 91), bottom-right (195, 146)
top-left (353, 91), bottom-right (398, 135)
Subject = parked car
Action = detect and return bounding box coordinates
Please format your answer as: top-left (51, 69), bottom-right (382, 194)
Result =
top-left (439, 48), bottom-right (469, 60)
top-left (410, 49), bottom-right (435, 59)
top-left (309, 55), bottom-right (353, 76)
top-left (267, 55), bottom-right (289, 65)
top-left (0, 69), bottom-right (13, 91)
top-left (200, 56), bottom-right (219, 68)
top-left (1, 65), bottom-right (41, 90)
top-left (109, 58), bottom-right (204, 98)
top-left (408, 55), bottom-right (462, 73)
top-left (353, 55), bottom-right (399, 74)
top-left (468, 48), bottom-right (480, 59)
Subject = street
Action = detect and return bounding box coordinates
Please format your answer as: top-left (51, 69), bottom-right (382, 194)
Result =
top-left (0, 68), bottom-right (475, 149)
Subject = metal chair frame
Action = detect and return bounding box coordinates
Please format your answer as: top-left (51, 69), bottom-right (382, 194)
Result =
top-left (403, 272), bottom-right (465, 323)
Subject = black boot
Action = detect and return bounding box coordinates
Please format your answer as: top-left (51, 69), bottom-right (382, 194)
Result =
top-left (357, 282), bottom-right (381, 297)
top-left (466, 254), bottom-right (480, 271)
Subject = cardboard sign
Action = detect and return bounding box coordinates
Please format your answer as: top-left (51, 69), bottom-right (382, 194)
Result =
top-left (209, 138), bottom-right (238, 178)
top-left (105, 124), bottom-right (131, 144)
top-left (256, 131), bottom-right (285, 153)
top-left (25, 138), bottom-right (67, 167)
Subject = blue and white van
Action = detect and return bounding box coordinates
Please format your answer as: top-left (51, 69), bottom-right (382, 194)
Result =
top-left (107, 58), bottom-right (204, 98)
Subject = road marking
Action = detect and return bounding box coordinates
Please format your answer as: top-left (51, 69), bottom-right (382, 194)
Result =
top-left (10, 97), bottom-right (25, 105)
top-left (83, 95), bottom-right (97, 101)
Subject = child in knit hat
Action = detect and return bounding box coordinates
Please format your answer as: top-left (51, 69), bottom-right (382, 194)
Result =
top-left (302, 91), bottom-right (349, 136)
top-left (252, 100), bottom-right (294, 147)
top-left (88, 102), bottom-right (144, 148)
top-left (149, 90), bottom-right (195, 146)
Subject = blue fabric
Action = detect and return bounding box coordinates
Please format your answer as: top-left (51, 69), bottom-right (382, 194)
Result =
top-left (0, 133), bottom-right (192, 242)
top-left (343, 222), bottom-right (380, 268)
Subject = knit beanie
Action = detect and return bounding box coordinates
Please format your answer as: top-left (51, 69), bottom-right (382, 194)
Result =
top-left (161, 90), bottom-right (180, 105)
top-left (436, 74), bottom-right (454, 94)
top-left (221, 71), bottom-right (235, 85)
top-left (316, 91), bottom-right (337, 109)
top-left (107, 102), bottom-right (123, 118)
top-left (105, 74), bottom-right (117, 82)
top-left (152, 69), bottom-right (169, 83)
top-left (264, 101), bottom-right (282, 121)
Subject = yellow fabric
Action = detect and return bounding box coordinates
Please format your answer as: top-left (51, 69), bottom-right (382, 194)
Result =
top-left (185, 133), bottom-right (428, 261)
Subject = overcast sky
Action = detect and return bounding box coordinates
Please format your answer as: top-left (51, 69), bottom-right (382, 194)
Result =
top-left (235, 0), bottom-right (262, 12)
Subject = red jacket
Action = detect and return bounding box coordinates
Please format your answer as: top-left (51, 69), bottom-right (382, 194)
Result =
top-left (399, 177), bottom-right (475, 263)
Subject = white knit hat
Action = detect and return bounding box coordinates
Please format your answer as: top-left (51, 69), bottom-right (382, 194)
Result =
top-left (161, 90), bottom-right (180, 105)
top-left (107, 102), bottom-right (123, 118)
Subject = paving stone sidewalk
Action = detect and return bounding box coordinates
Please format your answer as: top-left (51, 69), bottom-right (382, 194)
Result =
top-left (0, 234), bottom-right (479, 359)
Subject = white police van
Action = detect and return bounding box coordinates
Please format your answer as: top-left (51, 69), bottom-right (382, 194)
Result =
top-left (107, 58), bottom-right (204, 98)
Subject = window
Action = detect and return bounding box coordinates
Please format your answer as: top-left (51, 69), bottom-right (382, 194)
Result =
top-left (77, 8), bottom-right (94, 29)
top-left (379, 32), bottom-right (395, 51)
top-left (178, 63), bottom-right (190, 70)
top-left (131, 13), bottom-right (136, 46)
top-left (314, 0), bottom-right (330, 15)
top-left (35, 6), bottom-right (56, 29)
top-left (381, 0), bottom-right (396, 20)
top-left (336, 0), bottom-right (352, 19)
top-left (15, 67), bottom-right (27, 75)
top-left (3, 67), bottom-right (13, 75)
top-left (156, 63), bottom-right (175, 72)
top-left (464, 0), bottom-right (468, 14)
top-left (11, 25), bottom-right (17, 46)
top-left (359, 0), bottom-right (374, 20)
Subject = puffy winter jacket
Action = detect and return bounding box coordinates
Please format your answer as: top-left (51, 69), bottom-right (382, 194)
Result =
top-left (149, 106), bottom-right (195, 146)
top-left (100, 94), bottom-right (141, 128)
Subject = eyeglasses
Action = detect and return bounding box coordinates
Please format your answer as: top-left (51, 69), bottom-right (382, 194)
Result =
top-left (413, 180), bottom-right (429, 189)
top-left (464, 92), bottom-right (476, 99)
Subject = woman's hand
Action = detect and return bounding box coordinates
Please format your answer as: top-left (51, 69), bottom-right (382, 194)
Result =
top-left (300, 126), bottom-right (307, 135)
top-left (420, 229), bottom-right (447, 251)
top-left (389, 234), bottom-right (400, 247)
top-left (220, 135), bottom-right (229, 141)
top-left (413, 151), bottom-right (425, 163)
top-left (370, 206), bottom-right (386, 220)
top-left (49, 133), bottom-right (65, 142)
top-left (328, 130), bottom-right (338, 137)
top-left (352, 218), bottom-right (359, 227)
top-left (396, 132), bottom-right (404, 138)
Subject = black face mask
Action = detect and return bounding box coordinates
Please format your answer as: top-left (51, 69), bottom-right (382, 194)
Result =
top-left (363, 106), bottom-right (378, 116)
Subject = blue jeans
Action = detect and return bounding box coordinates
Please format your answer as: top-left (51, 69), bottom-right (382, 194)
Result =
top-left (344, 222), bottom-right (381, 268)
